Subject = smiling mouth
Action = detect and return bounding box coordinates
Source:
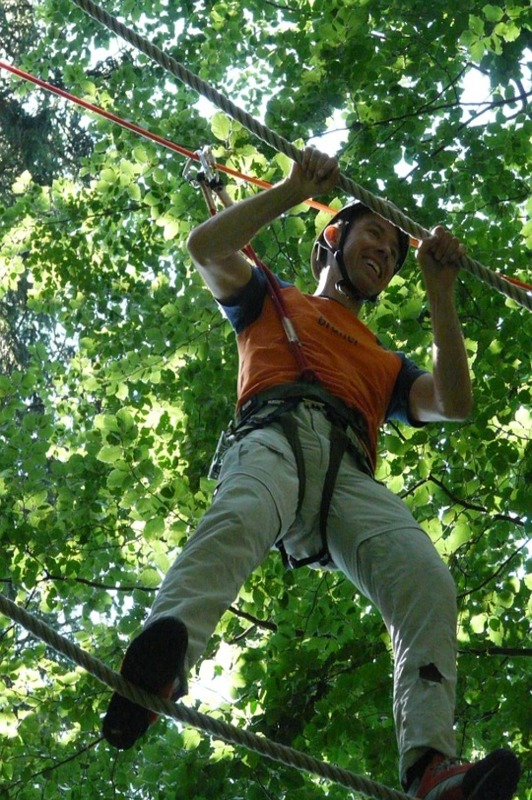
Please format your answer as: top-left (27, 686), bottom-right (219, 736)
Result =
top-left (365, 259), bottom-right (381, 278)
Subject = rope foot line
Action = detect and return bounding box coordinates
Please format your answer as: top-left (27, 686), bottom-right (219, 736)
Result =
top-left (0, 592), bottom-right (409, 800)
top-left (69, 0), bottom-right (530, 311)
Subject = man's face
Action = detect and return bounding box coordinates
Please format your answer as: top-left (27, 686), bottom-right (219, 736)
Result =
top-left (340, 212), bottom-right (401, 297)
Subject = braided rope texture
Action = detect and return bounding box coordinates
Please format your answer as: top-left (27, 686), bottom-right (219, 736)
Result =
top-left (68, 0), bottom-right (530, 310)
top-left (0, 592), bottom-right (410, 800)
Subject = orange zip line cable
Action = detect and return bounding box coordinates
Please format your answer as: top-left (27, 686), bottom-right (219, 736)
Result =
top-left (1, 58), bottom-right (530, 293)
top-left (0, 59), bottom-right (333, 215)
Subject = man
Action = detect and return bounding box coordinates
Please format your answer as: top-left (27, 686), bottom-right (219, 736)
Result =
top-left (103, 148), bottom-right (520, 800)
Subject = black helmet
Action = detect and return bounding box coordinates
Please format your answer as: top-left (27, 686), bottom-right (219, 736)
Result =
top-left (311, 202), bottom-right (410, 288)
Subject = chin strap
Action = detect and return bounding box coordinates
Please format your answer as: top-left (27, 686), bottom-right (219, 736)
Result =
top-left (335, 278), bottom-right (378, 305)
top-left (330, 226), bottom-right (378, 305)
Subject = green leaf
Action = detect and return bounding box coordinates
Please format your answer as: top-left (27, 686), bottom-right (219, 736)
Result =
top-left (0, 375), bottom-right (12, 398)
top-left (127, 183), bottom-right (142, 201)
top-left (96, 444), bottom-right (123, 464)
top-left (144, 516), bottom-right (165, 541)
top-left (482, 4), bottom-right (504, 22)
top-left (139, 568), bottom-right (161, 588)
top-left (107, 468), bottom-right (128, 489)
top-left (210, 111), bottom-right (232, 141)
top-left (133, 145), bottom-right (149, 163)
top-left (100, 167), bottom-right (116, 183)
top-left (116, 407), bottom-right (136, 433)
top-left (469, 14), bottom-right (485, 35)
top-left (493, 20), bottom-right (521, 42)
top-left (163, 218), bottom-right (180, 240)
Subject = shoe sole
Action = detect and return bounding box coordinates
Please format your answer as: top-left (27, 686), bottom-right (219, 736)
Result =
top-left (102, 617), bottom-right (188, 750)
top-left (464, 749), bottom-right (521, 800)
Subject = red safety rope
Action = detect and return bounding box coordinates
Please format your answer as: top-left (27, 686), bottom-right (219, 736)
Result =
top-left (0, 59), bottom-right (333, 215)
top-left (1, 59), bottom-right (530, 294)
top-left (242, 245), bottom-right (318, 383)
top-left (498, 274), bottom-right (532, 291)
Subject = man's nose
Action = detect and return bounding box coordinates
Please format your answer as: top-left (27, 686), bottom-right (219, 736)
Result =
top-left (378, 244), bottom-right (394, 270)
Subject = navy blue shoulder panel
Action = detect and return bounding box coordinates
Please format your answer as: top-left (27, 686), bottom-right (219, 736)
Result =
top-left (386, 352), bottom-right (428, 427)
top-left (219, 268), bottom-right (291, 334)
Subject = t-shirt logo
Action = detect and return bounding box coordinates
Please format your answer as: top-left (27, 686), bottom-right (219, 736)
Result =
top-left (317, 315), bottom-right (359, 346)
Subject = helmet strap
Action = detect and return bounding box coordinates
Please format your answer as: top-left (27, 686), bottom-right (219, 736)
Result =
top-left (331, 223), bottom-right (378, 304)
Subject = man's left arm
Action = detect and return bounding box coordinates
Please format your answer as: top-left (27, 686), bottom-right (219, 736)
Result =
top-left (408, 226), bottom-right (473, 423)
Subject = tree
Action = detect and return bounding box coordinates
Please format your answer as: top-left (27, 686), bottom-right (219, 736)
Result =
top-left (0, 0), bottom-right (94, 200)
top-left (0, 0), bottom-right (530, 798)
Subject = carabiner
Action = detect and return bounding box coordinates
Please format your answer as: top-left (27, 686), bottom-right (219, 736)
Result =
top-left (182, 145), bottom-right (221, 189)
top-left (196, 146), bottom-right (218, 186)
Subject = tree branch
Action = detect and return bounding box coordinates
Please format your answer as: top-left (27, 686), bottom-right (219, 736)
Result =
top-left (6, 736), bottom-right (103, 792)
top-left (412, 473), bottom-right (525, 526)
top-left (29, 572), bottom-right (157, 593)
top-left (228, 605), bottom-right (278, 633)
top-left (366, 90), bottom-right (531, 130)
top-left (457, 539), bottom-right (530, 599)
top-left (460, 647), bottom-right (532, 658)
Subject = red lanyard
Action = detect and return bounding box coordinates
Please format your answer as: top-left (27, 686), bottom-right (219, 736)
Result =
top-left (193, 161), bottom-right (317, 383)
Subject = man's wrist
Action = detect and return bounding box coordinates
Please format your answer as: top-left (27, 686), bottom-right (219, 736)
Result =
top-left (276, 177), bottom-right (312, 209)
top-left (422, 276), bottom-right (458, 307)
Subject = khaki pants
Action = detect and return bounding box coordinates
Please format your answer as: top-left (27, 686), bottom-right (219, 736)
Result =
top-left (148, 404), bottom-right (457, 778)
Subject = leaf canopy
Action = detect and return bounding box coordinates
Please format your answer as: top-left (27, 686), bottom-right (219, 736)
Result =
top-left (0, 0), bottom-right (530, 798)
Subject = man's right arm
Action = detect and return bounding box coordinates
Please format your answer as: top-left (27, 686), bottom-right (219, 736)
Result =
top-left (186, 147), bottom-right (339, 303)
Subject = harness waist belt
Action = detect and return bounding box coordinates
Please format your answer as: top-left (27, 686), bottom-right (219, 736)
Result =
top-left (210, 382), bottom-right (374, 570)
top-left (237, 381), bottom-right (372, 468)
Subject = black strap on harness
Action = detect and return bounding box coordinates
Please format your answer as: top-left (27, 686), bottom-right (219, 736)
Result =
top-left (278, 413), bottom-right (306, 516)
top-left (235, 382), bottom-right (373, 570)
top-left (238, 381), bottom-right (372, 459)
top-left (276, 419), bottom-right (349, 570)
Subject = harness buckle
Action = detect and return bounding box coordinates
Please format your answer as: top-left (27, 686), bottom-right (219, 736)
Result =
top-left (207, 424), bottom-right (236, 480)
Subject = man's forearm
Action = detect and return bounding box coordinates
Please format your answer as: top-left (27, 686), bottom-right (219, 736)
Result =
top-left (428, 289), bottom-right (473, 420)
top-left (187, 179), bottom-right (305, 264)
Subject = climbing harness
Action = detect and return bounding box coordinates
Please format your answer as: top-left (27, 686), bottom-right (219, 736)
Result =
top-left (62, 0), bottom-right (531, 311)
top-left (235, 382), bottom-right (373, 570)
top-left (209, 381), bottom-right (373, 570)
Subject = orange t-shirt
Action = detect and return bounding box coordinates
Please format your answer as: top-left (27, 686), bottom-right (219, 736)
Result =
top-left (222, 269), bottom-right (426, 467)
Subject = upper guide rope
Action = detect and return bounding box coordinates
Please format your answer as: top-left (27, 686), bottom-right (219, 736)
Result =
top-left (0, 592), bottom-right (410, 800)
top-left (1, 58), bottom-right (530, 297)
top-left (68, 0), bottom-right (531, 311)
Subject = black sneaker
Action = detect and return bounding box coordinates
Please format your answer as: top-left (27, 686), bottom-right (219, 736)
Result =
top-left (103, 616), bottom-right (188, 750)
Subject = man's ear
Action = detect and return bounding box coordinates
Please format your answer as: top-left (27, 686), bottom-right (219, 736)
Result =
top-left (323, 223), bottom-right (341, 249)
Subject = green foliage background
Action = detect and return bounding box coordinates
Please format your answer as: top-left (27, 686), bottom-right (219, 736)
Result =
top-left (0, 0), bottom-right (530, 797)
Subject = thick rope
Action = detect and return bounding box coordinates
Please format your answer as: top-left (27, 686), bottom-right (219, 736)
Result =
top-left (0, 592), bottom-right (409, 800)
top-left (68, 0), bottom-right (530, 311)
